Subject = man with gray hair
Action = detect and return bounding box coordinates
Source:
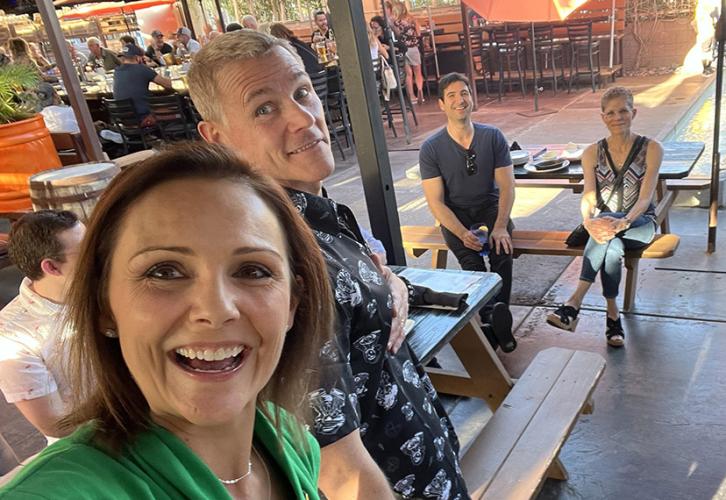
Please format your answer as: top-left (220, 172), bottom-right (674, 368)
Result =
top-left (241, 14), bottom-right (258, 30)
top-left (188, 30), bottom-right (468, 500)
top-left (86, 37), bottom-right (120, 71)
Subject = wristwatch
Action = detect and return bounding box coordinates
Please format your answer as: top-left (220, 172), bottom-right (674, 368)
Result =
top-left (623, 216), bottom-right (632, 228)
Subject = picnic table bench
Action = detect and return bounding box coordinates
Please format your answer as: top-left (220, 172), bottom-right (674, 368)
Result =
top-left (399, 267), bottom-right (605, 499)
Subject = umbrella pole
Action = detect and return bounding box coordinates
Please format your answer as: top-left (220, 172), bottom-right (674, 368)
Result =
top-left (532, 22), bottom-right (539, 112)
top-left (609, 0), bottom-right (615, 68)
top-left (427, 5), bottom-right (440, 78)
top-left (708, 1), bottom-right (725, 253)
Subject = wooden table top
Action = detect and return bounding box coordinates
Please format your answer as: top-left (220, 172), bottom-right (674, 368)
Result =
top-left (513, 141), bottom-right (705, 180)
top-left (392, 266), bottom-right (501, 364)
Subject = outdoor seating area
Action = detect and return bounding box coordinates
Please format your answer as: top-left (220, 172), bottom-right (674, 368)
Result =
top-left (0, 0), bottom-right (725, 499)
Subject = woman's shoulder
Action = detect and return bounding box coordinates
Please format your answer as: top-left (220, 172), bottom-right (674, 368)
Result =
top-left (0, 426), bottom-right (136, 499)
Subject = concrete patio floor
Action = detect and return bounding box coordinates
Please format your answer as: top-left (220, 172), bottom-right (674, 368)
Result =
top-left (1, 70), bottom-right (725, 499)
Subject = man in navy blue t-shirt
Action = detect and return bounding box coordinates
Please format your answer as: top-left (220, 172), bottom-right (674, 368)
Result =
top-left (419, 72), bottom-right (515, 328)
top-left (113, 44), bottom-right (173, 122)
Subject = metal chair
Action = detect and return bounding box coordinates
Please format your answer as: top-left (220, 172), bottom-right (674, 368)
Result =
top-left (148, 94), bottom-right (198, 141)
top-left (528, 25), bottom-right (566, 95)
top-left (458, 29), bottom-right (491, 97)
top-left (102, 98), bottom-right (159, 154)
top-left (387, 52), bottom-right (418, 127)
top-left (309, 70), bottom-right (347, 159)
top-left (567, 21), bottom-right (601, 92)
top-left (492, 29), bottom-right (527, 100)
top-left (325, 67), bottom-right (353, 149)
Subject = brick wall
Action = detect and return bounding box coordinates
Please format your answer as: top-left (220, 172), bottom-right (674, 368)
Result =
top-left (622, 17), bottom-right (696, 70)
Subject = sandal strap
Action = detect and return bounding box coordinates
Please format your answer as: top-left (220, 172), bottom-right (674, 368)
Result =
top-left (555, 305), bottom-right (579, 325)
top-left (606, 317), bottom-right (625, 339)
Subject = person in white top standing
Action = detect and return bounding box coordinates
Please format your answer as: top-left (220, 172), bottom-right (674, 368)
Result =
top-left (0, 210), bottom-right (85, 438)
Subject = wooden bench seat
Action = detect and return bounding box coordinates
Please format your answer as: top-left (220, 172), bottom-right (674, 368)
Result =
top-left (666, 178), bottom-right (711, 191)
top-left (461, 347), bottom-right (605, 499)
top-left (401, 225), bottom-right (680, 311)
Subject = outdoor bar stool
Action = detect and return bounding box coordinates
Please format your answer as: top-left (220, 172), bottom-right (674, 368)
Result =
top-left (491, 29), bottom-right (527, 100)
top-left (530, 24), bottom-right (566, 94)
top-left (372, 57), bottom-right (398, 138)
top-left (309, 70), bottom-right (347, 159)
top-left (147, 94), bottom-right (198, 142)
top-left (567, 21), bottom-right (601, 92)
top-left (326, 67), bottom-right (353, 149)
top-left (457, 29), bottom-right (491, 97)
top-left (102, 97), bottom-right (160, 155)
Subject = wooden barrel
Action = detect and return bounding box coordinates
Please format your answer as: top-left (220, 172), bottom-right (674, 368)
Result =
top-left (29, 162), bottom-right (120, 222)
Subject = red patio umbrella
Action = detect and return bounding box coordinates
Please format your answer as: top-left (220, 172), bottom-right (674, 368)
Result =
top-left (58, 0), bottom-right (175, 20)
top-left (465, 0), bottom-right (589, 111)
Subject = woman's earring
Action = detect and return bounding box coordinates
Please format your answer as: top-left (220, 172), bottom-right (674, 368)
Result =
top-left (103, 328), bottom-right (119, 338)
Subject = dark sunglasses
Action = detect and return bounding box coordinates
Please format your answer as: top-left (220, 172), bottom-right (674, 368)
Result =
top-left (465, 149), bottom-right (477, 176)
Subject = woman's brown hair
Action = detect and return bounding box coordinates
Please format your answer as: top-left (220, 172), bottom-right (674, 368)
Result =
top-left (61, 142), bottom-right (333, 450)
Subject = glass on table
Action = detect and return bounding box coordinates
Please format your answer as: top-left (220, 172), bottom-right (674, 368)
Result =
top-left (315, 41), bottom-right (328, 63)
top-left (470, 223), bottom-right (490, 257)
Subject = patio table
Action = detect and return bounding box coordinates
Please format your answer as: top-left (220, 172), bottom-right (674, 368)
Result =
top-left (513, 141), bottom-right (705, 232)
top-left (393, 266), bottom-right (514, 409)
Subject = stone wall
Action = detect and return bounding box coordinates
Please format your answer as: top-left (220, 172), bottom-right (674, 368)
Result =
top-left (622, 17), bottom-right (697, 71)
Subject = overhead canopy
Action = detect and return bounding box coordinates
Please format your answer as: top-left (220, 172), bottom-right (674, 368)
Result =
top-left (465, 0), bottom-right (589, 22)
top-left (58, 0), bottom-right (174, 19)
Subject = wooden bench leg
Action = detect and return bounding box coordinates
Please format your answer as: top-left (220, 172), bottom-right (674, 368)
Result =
top-left (444, 320), bottom-right (513, 410)
top-left (546, 457), bottom-right (569, 481)
top-left (656, 180), bottom-right (671, 234)
top-left (623, 257), bottom-right (638, 313)
top-left (431, 248), bottom-right (449, 269)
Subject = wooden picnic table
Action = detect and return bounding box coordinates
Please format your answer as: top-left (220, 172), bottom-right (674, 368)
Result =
top-left (514, 141), bottom-right (705, 233)
top-left (393, 266), bottom-right (514, 408)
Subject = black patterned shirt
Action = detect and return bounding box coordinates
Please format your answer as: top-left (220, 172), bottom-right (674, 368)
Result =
top-left (288, 189), bottom-right (468, 500)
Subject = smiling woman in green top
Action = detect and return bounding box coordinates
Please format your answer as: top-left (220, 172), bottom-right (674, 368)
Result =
top-left (0, 144), bottom-right (334, 499)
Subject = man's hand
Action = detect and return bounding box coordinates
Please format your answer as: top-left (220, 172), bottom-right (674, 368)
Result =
top-left (460, 229), bottom-right (484, 252)
top-left (490, 226), bottom-right (512, 254)
top-left (370, 253), bottom-right (408, 354)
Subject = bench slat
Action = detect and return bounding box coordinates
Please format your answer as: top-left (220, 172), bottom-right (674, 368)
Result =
top-left (462, 348), bottom-right (606, 500)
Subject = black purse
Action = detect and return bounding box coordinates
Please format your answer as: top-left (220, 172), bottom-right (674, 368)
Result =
top-left (565, 136), bottom-right (646, 247)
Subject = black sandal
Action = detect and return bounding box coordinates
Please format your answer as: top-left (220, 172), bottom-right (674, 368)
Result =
top-left (546, 305), bottom-right (580, 332)
top-left (606, 316), bottom-right (625, 347)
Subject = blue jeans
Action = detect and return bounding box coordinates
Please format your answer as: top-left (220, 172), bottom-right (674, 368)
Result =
top-left (579, 212), bottom-right (656, 298)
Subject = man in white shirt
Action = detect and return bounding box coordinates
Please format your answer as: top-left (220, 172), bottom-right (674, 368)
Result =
top-left (175, 26), bottom-right (201, 57)
top-left (0, 210), bottom-right (85, 438)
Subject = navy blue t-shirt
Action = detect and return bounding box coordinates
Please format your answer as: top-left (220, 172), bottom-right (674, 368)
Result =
top-left (419, 123), bottom-right (512, 210)
top-left (112, 63), bottom-right (158, 117)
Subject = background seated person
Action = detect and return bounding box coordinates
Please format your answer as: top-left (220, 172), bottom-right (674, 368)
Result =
top-left (112, 44), bottom-right (172, 127)
top-left (241, 14), bottom-right (258, 30)
top-left (0, 144), bottom-right (333, 499)
top-left (546, 86), bottom-right (663, 348)
top-left (86, 37), bottom-right (120, 71)
top-left (311, 10), bottom-right (334, 42)
top-left (269, 23), bottom-right (323, 74)
top-left (145, 29), bottom-right (174, 66)
top-left (175, 26), bottom-right (201, 57)
top-left (0, 210), bottom-right (85, 439)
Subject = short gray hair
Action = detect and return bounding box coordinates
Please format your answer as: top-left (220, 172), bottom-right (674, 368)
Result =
top-left (601, 86), bottom-right (634, 111)
top-left (87, 36), bottom-right (101, 46)
top-left (187, 30), bottom-right (302, 123)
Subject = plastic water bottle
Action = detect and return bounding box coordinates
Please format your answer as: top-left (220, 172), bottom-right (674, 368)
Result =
top-left (470, 223), bottom-right (490, 257)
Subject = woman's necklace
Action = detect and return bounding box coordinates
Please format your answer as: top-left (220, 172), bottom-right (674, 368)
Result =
top-left (218, 445), bottom-right (271, 500)
top-left (217, 461), bottom-right (252, 485)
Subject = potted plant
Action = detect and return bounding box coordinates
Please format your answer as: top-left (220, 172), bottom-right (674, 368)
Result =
top-left (0, 63), bottom-right (62, 211)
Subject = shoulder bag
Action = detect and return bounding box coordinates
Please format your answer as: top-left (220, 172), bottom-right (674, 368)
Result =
top-left (565, 135), bottom-right (647, 247)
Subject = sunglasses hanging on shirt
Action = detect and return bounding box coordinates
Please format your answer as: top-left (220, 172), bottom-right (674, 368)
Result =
top-left (465, 148), bottom-right (477, 176)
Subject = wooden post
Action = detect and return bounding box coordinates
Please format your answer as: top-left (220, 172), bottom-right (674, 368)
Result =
top-left (460, 2), bottom-right (478, 110)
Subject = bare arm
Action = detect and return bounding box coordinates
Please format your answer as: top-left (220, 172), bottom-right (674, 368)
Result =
top-left (153, 74), bottom-right (173, 90)
top-left (421, 177), bottom-right (482, 251)
top-left (492, 165), bottom-right (515, 254)
top-left (319, 430), bottom-right (395, 500)
top-left (14, 392), bottom-right (70, 438)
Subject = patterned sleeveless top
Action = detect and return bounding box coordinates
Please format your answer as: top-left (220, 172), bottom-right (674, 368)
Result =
top-left (596, 136), bottom-right (655, 218)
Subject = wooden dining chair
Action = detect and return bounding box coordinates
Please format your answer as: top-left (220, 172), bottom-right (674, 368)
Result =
top-left (567, 21), bottom-right (601, 93)
top-left (309, 70), bottom-right (347, 159)
top-left (530, 25), bottom-right (566, 95)
top-left (492, 29), bottom-right (527, 100)
top-left (457, 30), bottom-right (491, 98)
top-left (51, 132), bottom-right (90, 166)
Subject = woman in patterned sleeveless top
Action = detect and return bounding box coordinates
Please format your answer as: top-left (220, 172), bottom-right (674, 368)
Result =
top-left (392, 1), bottom-right (425, 104)
top-left (546, 87), bottom-right (663, 347)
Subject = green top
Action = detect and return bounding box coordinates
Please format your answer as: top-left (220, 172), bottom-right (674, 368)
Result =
top-left (0, 407), bottom-right (320, 499)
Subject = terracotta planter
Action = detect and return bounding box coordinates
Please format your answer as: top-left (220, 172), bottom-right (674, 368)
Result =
top-left (0, 114), bottom-right (62, 211)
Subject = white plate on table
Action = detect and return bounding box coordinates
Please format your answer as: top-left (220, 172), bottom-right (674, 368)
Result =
top-left (510, 150), bottom-right (530, 166)
top-left (524, 159), bottom-right (571, 174)
top-left (559, 148), bottom-right (584, 161)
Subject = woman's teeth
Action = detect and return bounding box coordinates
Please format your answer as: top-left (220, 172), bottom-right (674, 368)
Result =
top-left (175, 345), bottom-right (244, 361)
